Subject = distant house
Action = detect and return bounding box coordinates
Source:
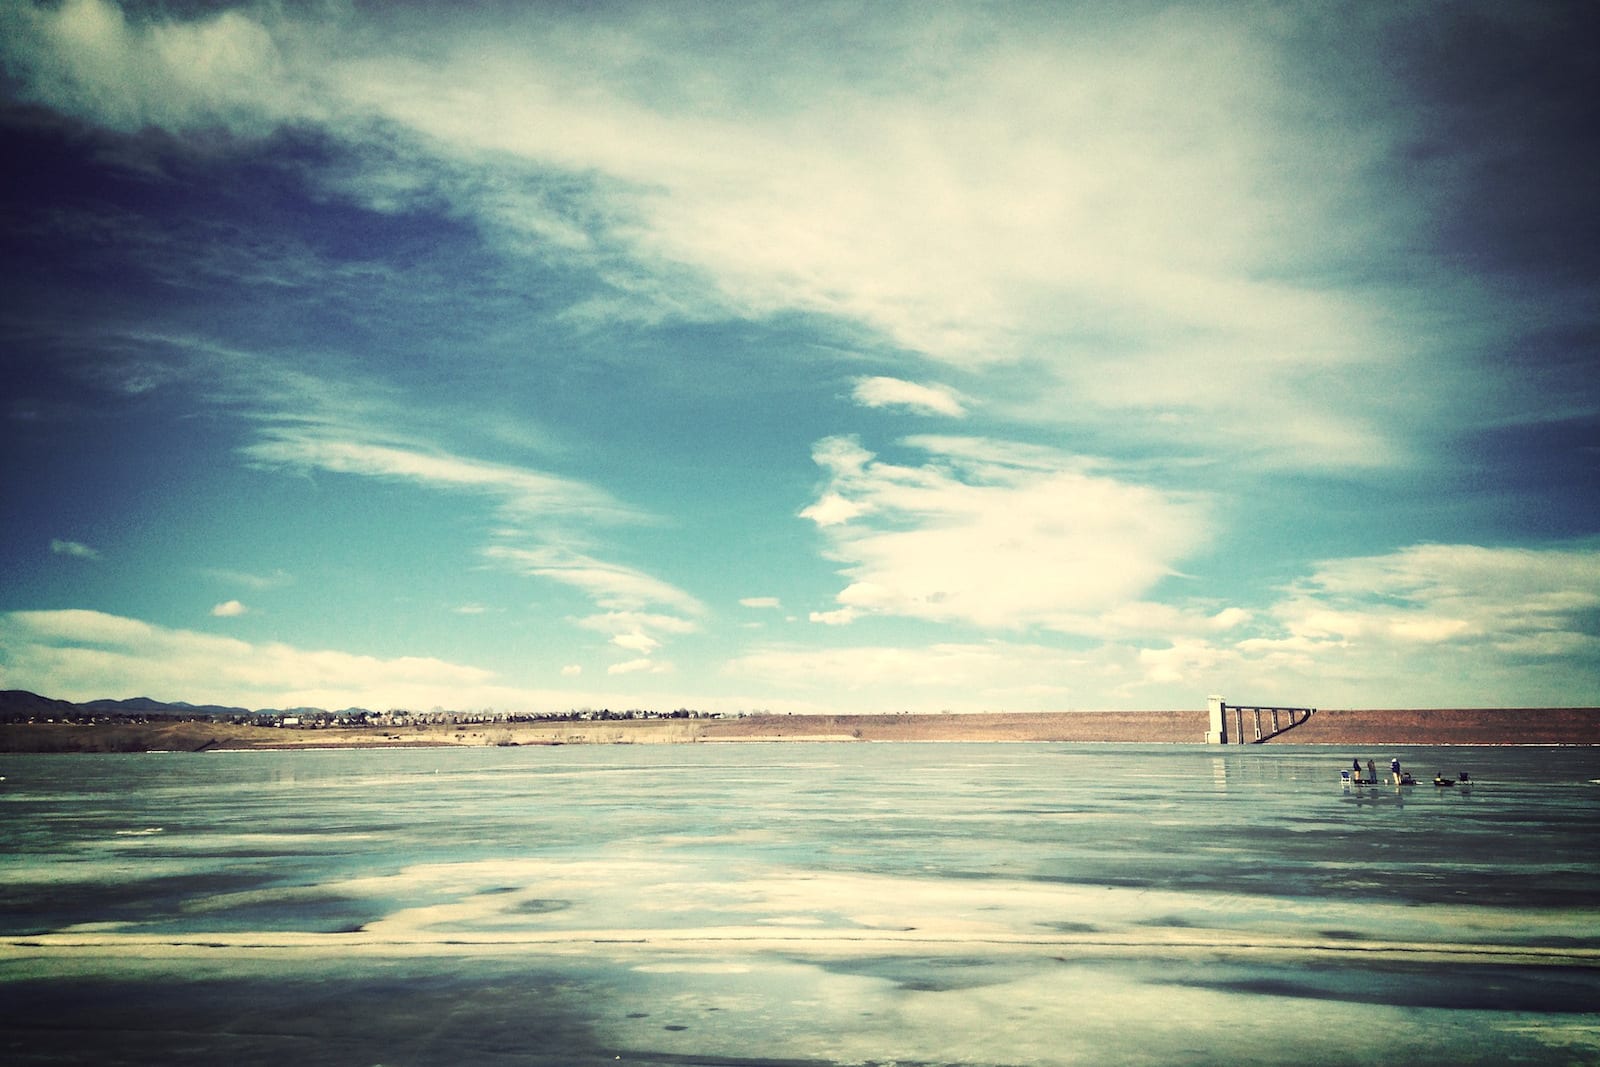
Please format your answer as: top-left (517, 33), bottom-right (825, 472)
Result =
top-left (280, 716), bottom-right (302, 727)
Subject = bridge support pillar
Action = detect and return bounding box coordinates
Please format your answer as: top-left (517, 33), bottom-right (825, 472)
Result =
top-left (1206, 694), bottom-right (1227, 744)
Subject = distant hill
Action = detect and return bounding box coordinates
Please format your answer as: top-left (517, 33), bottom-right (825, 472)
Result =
top-left (0, 690), bottom-right (80, 718)
top-left (0, 689), bottom-right (378, 723)
top-left (82, 696), bottom-right (255, 717)
top-left (2, 690), bottom-right (257, 719)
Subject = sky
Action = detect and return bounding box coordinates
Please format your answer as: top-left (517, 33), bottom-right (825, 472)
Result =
top-left (1, 0), bottom-right (1598, 715)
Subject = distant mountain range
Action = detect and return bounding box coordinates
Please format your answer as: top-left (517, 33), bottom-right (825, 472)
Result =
top-left (0, 690), bottom-right (370, 720)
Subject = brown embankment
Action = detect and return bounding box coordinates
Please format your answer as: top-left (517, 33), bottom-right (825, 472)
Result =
top-left (0, 720), bottom-right (269, 754)
top-left (3, 707), bottom-right (1597, 752)
top-left (1276, 707), bottom-right (1600, 746)
top-left (693, 711), bottom-right (1205, 743)
top-left (694, 708), bottom-right (1600, 744)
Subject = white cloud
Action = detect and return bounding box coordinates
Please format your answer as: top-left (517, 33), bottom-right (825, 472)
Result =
top-left (852, 377), bottom-right (967, 417)
top-left (0, 0), bottom-right (301, 133)
top-left (0, 608), bottom-right (536, 710)
top-left (8, 607), bottom-right (151, 646)
top-left (610, 632), bottom-right (660, 655)
top-left (724, 640), bottom-right (1078, 712)
top-left (50, 539), bottom-right (100, 560)
top-left (226, 371), bottom-right (702, 657)
top-left (1132, 543), bottom-right (1600, 708)
top-left (799, 493), bottom-right (865, 529)
top-left (608, 657), bottom-right (669, 676)
top-left (1211, 607), bottom-right (1252, 631)
top-left (487, 546), bottom-right (704, 618)
top-left (90, 331), bottom-right (703, 666)
top-left (115, 335), bottom-right (629, 528)
top-left (6, 5), bottom-right (1590, 715)
top-left (802, 435), bottom-right (1208, 632)
top-left (1273, 543), bottom-right (1600, 655)
top-left (739, 596), bottom-right (782, 610)
top-left (351, 6), bottom-right (1440, 466)
top-left (1137, 637), bottom-right (1240, 688)
top-left (577, 611), bottom-right (701, 638)
top-left (809, 608), bottom-right (858, 626)
top-left (211, 600), bottom-right (247, 617)
top-left (739, 538), bottom-right (1600, 709)
top-left (0, 610), bottom-right (775, 715)
top-left (0, 1), bottom-right (1469, 468)
top-left (244, 429), bottom-right (630, 525)
top-left (201, 567), bottom-right (292, 590)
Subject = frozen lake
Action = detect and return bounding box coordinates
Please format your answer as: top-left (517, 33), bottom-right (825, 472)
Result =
top-left (2, 742), bottom-right (1597, 1065)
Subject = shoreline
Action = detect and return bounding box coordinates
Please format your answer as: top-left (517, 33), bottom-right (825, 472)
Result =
top-left (3, 706), bottom-right (1598, 753)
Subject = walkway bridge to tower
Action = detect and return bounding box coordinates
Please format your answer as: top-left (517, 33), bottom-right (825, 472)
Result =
top-left (1205, 695), bottom-right (1315, 744)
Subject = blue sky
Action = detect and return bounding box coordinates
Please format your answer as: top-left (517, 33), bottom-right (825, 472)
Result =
top-left (2, 0), bottom-right (1597, 713)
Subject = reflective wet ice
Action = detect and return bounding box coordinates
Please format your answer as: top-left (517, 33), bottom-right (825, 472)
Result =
top-left (2, 743), bottom-right (1597, 1065)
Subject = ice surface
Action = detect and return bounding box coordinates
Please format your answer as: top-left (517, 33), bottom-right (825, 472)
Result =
top-left (2, 743), bottom-right (1596, 1065)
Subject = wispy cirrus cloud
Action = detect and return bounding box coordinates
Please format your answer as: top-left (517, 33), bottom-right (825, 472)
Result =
top-left (50, 538), bottom-right (99, 560)
top-left (242, 428), bottom-right (632, 525)
top-left (575, 610), bottom-right (699, 663)
top-left (577, 612), bottom-right (702, 638)
top-left (485, 547), bottom-right (703, 670)
top-left (102, 334), bottom-right (597, 520)
top-left (484, 546), bottom-right (703, 618)
top-left (40, 326), bottom-right (697, 662)
top-left (200, 567), bottom-right (292, 590)
top-left (249, 423), bottom-right (708, 664)
top-left (103, 330), bottom-right (694, 644)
